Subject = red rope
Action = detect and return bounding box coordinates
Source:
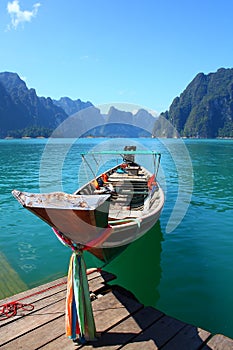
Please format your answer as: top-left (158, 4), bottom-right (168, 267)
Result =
top-left (0, 268), bottom-right (102, 321)
top-left (0, 280), bottom-right (66, 321)
top-left (0, 301), bottom-right (34, 320)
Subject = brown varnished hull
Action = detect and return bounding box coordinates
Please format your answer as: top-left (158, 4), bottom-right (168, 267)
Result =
top-left (12, 150), bottom-right (164, 263)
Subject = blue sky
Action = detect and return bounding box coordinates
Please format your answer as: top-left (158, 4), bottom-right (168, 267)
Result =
top-left (0, 0), bottom-right (233, 113)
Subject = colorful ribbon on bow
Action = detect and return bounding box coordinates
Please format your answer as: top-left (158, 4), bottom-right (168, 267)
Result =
top-left (66, 249), bottom-right (96, 342)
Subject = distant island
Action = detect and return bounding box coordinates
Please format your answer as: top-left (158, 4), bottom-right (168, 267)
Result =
top-left (0, 69), bottom-right (233, 138)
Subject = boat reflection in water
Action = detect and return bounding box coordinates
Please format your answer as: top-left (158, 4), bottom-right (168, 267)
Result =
top-left (94, 220), bottom-right (163, 308)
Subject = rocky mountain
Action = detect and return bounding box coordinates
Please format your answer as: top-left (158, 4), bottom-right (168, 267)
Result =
top-left (0, 72), bottom-right (69, 138)
top-left (53, 97), bottom-right (93, 116)
top-left (52, 106), bottom-right (155, 138)
top-left (100, 106), bottom-right (155, 137)
top-left (154, 68), bottom-right (233, 138)
top-left (0, 72), bottom-right (154, 138)
top-left (1, 69), bottom-right (233, 138)
top-left (0, 72), bottom-right (156, 138)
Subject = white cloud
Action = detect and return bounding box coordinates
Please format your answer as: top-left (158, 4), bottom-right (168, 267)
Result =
top-left (7, 0), bottom-right (41, 29)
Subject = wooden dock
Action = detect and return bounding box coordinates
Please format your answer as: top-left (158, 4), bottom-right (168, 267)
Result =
top-left (0, 271), bottom-right (232, 350)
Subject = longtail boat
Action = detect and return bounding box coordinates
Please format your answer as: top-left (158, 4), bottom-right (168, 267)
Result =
top-left (12, 146), bottom-right (165, 342)
top-left (12, 146), bottom-right (164, 261)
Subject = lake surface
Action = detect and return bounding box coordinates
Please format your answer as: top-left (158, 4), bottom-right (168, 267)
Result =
top-left (0, 138), bottom-right (232, 338)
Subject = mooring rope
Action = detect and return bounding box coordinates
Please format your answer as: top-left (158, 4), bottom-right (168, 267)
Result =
top-left (0, 267), bottom-right (101, 321)
top-left (0, 280), bottom-right (66, 321)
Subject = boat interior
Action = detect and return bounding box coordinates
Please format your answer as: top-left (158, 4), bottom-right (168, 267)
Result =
top-left (76, 160), bottom-right (160, 223)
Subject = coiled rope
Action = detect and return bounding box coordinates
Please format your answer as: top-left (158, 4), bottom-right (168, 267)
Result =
top-left (0, 280), bottom-right (66, 321)
top-left (0, 267), bottom-right (101, 321)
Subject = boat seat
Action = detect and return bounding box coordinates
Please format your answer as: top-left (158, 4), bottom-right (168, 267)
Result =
top-left (109, 208), bottom-right (144, 219)
top-left (127, 166), bottom-right (140, 176)
top-left (119, 190), bottom-right (148, 195)
top-left (79, 188), bottom-right (89, 195)
top-left (79, 184), bottom-right (95, 195)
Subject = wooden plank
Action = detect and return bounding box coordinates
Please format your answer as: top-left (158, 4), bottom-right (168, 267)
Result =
top-left (160, 324), bottom-right (211, 350)
top-left (0, 270), bottom-right (115, 307)
top-left (88, 271), bottom-right (116, 293)
top-left (0, 271), bottom-right (115, 326)
top-left (0, 316), bottom-right (65, 350)
top-left (0, 282), bottom-right (106, 341)
top-left (83, 306), bottom-right (164, 350)
top-left (0, 270), bottom-right (115, 348)
top-left (0, 282), bottom-right (67, 327)
top-left (39, 289), bottom-right (143, 349)
top-left (90, 289), bottom-right (143, 333)
top-left (87, 270), bottom-right (116, 283)
top-left (1, 272), bottom-right (232, 350)
top-left (206, 334), bottom-right (233, 349)
top-left (0, 292), bottom-right (66, 346)
top-left (38, 333), bottom-right (79, 350)
top-left (0, 276), bottom-right (67, 306)
top-left (120, 314), bottom-right (187, 349)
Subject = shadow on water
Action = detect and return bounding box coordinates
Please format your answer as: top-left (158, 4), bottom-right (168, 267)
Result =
top-left (101, 221), bottom-right (164, 308)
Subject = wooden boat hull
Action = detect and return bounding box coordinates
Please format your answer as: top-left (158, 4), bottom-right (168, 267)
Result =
top-left (12, 149), bottom-right (164, 262)
top-left (102, 190), bottom-right (164, 248)
top-left (12, 190), bottom-right (111, 248)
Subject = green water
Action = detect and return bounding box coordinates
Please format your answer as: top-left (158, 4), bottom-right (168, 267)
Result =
top-left (0, 138), bottom-right (232, 338)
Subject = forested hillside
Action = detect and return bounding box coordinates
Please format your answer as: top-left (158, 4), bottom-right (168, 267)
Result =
top-left (0, 72), bottom-right (68, 138)
top-left (155, 68), bottom-right (233, 138)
